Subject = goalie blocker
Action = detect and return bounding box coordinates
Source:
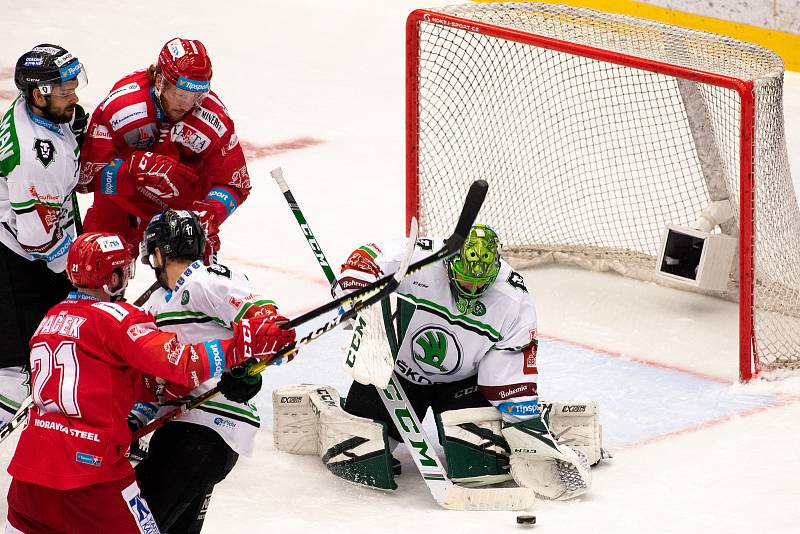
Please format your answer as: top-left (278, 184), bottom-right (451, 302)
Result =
top-left (273, 384), bottom-right (604, 497)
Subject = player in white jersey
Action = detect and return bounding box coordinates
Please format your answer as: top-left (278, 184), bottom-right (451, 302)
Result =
top-left (131, 210), bottom-right (294, 533)
top-left (275, 225), bottom-right (596, 500)
top-left (0, 44), bottom-right (89, 424)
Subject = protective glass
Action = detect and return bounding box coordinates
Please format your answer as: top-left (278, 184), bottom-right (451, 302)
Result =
top-left (140, 238), bottom-right (155, 267)
top-left (106, 260), bottom-right (136, 297)
top-left (159, 75), bottom-right (208, 107)
top-left (38, 63), bottom-right (88, 98)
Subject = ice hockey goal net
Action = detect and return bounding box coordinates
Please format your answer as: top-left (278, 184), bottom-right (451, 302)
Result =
top-left (406, 3), bottom-right (798, 381)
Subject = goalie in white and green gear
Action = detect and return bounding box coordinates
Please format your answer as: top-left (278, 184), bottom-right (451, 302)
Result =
top-left (273, 225), bottom-right (601, 499)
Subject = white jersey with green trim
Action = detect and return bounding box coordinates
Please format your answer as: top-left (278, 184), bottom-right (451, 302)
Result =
top-left (143, 261), bottom-right (277, 456)
top-left (0, 96), bottom-right (79, 273)
top-left (339, 238), bottom-right (541, 420)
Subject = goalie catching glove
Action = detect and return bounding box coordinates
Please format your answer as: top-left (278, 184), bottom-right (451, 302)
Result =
top-left (501, 405), bottom-right (592, 500)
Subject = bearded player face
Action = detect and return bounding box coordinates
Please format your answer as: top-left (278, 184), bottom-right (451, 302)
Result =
top-left (32, 79), bottom-right (80, 124)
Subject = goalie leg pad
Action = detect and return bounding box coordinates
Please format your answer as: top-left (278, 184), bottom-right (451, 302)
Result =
top-left (273, 384), bottom-right (321, 456)
top-left (540, 401), bottom-right (604, 465)
top-left (273, 384), bottom-right (396, 490)
top-left (435, 407), bottom-right (512, 487)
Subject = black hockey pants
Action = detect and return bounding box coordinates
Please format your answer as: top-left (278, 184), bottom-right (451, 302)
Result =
top-left (135, 422), bottom-right (238, 533)
top-left (0, 242), bottom-right (73, 368)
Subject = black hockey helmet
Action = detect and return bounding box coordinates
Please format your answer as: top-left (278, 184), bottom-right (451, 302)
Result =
top-left (141, 210), bottom-right (205, 266)
top-left (15, 44), bottom-right (87, 99)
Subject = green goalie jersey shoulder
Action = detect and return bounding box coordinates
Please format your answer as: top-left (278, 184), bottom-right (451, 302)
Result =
top-left (0, 98), bottom-right (22, 178)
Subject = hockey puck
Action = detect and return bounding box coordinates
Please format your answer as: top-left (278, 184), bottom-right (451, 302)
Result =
top-left (516, 514), bottom-right (536, 526)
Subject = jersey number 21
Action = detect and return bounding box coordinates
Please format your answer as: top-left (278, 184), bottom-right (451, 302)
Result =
top-left (30, 341), bottom-right (81, 418)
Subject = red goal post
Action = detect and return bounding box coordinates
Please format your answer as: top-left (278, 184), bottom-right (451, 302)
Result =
top-left (405, 3), bottom-right (796, 381)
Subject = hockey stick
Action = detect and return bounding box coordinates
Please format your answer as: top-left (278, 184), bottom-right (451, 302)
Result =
top-left (381, 375), bottom-right (535, 511)
top-left (132, 281), bottom-right (161, 307)
top-left (0, 396), bottom-right (33, 444)
top-left (132, 179), bottom-right (485, 441)
top-left (271, 168), bottom-right (338, 292)
top-left (70, 190), bottom-right (83, 235)
top-left (272, 168), bottom-right (533, 511)
top-left (131, 271), bottom-right (401, 441)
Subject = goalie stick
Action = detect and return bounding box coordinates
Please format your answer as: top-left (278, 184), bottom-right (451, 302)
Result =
top-left (272, 167), bottom-right (534, 511)
top-left (132, 177), bottom-right (485, 441)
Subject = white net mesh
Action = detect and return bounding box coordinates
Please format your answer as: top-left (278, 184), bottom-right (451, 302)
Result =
top-left (409, 3), bottom-right (798, 376)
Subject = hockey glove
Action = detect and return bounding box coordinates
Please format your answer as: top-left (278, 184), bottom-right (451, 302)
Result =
top-left (218, 365), bottom-right (263, 403)
top-left (102, 151), bottom-right (197, 201)
top-left (241, 303), bottom-right (279, 321)
top-left (129, 151), bottom-right (197, 202)
top-left (127, 412), bottom-right (146, 433)
top-left (227, 315), bottom-right (297, 365)
top-left (190, 200), bottom-right (222, 263)
top-left (127, 402), bottom-right (158, 432)
top-left (70, 104), bottom-right (90, 147)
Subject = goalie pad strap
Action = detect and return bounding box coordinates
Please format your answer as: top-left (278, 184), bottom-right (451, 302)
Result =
top-left (273, 384), bottom-right (396, 490)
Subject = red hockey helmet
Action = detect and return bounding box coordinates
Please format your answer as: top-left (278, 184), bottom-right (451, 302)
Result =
top-left (67, 232), bottom-right (135, 296)
top-left (157, 37), bottom-right (212, 93)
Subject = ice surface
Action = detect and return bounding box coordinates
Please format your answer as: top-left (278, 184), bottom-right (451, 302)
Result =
top-left (1, 1), bottom-right (799, 532)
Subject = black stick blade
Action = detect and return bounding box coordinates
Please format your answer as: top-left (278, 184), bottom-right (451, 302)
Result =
top-left (447, 179), bottom-right (488, 253)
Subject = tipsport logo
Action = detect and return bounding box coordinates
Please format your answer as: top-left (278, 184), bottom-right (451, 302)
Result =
top-left (58, 60), bottom-right (82, 81)
top-left (204, 340), bottom-right (225, 378)
top-left (176, 76), bottom-right (209, 92)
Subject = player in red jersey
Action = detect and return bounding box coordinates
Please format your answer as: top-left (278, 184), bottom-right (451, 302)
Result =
top-left (78, 37), bottom-right (250, 261)
top-left (5, 232), bottom-right (294, 534)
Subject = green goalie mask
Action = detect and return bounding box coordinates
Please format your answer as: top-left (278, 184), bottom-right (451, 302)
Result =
top-left (447, 224), bottom-right (501, 303)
